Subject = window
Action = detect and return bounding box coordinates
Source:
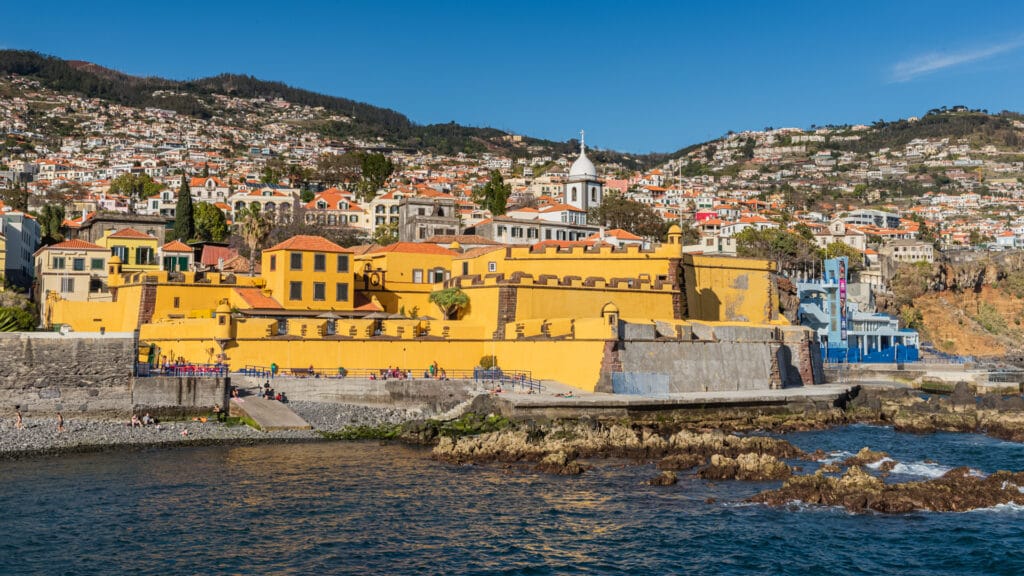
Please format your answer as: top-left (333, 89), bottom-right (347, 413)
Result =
top-left (314, 254), bottom-right (326, 272)
top-left (413, 269), bottom-right (423, 283)
top-left (571, 187), bottom-right (577, 202)
top-left (52, 257), bottom-right (66, 270)
top-left (90, 258), bottom-right (104, 270)
top-left (136, 247), bottom-right (154, 265)
top-left (269, 255), bottom-right (276, 271)
top-left (73, 258), bottom-right (85, 271)
top-left (173, 297), bottom-right (180, 308)
top-left (430, 269), bottom-right (446, 283)
top-left (488, 261), bottom-right (497, 273)
top-left (337, 255), bottom-right (349, 272)
top-left (289, 281), bottom-right (302, 300)
top-left (290, 252), bottom-right (302, 270)
top-left (60, 277), bottom-right (75, 293)
top-left (277, 319), bottom-right (289, 336)
top-left (313, 282), bottom-right (326, 301)
top-left (335, 282), bottom-right (349, 302)
top-left (462, 262), bottom-right (469, 275)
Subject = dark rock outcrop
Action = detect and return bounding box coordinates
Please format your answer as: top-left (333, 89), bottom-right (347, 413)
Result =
top-left (750, 466), bottom-right (1024, 513)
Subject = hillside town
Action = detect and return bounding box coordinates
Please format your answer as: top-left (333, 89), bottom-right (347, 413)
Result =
top-left (4, 71), bottom-right (1024, 345)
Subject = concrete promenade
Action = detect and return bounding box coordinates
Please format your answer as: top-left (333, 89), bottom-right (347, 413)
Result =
top-left (485, 382), bottom-right (858, 419)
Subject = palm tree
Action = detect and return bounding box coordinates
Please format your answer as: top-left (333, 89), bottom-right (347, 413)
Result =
top-left (428, 288), bottom-right (469, 320)
top-left (238, 204), bottom-right (272, 276)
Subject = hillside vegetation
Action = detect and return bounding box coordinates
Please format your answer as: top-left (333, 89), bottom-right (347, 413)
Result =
top-left (0, 50), bottom-right (646, 165)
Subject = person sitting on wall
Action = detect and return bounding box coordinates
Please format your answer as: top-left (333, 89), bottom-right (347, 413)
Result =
top-left (275, 392), bottom-right (283, 402)
top-left (130, 414), bottom-right (142, 428)
top-left (141, 413), bottom-right (155, 426)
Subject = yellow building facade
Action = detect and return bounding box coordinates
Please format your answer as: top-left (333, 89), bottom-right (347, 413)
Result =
top-left (95, 228), bottom-right (160, 272)
top-left (47, 226), bottom-right (801, 390)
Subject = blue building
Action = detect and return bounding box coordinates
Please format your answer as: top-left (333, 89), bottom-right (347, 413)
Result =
top-left (797, 257), bottom-right (919, 363)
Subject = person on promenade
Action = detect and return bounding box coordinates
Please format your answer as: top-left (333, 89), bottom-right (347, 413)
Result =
top-left (142, 413), bottom-right (155, 426)
top-left (15, 408), bottom-right (23, 430)
top-left (130, 414), bottom-right (142, 428)
top-left (56, 412), bottom-right (65, 433)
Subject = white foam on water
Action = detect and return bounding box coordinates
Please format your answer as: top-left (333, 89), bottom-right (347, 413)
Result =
top-left (889, 461), bottom-right (952, 479)
top-left (820, 450), bottom-right (853, 464)
top-left (967, 502), bottom-right (1024, 513)
top-left (865, 457), bottom-right (895, 470)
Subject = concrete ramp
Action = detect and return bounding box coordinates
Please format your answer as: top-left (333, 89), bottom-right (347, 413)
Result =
top-left (230, 397), bottom-right (311, 431)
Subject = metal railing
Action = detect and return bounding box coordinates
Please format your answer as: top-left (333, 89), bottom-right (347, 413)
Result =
top-left (233, 365), bottom-right (545, 393)
top-left (136, 362), bottom-right (229, 378)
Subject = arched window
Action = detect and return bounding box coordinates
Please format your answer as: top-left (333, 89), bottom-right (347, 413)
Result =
top-left (571, 187), bottom-right (577, 202)
top-left (376, 205), bottom-right (385, 214)
top-left (235, 201), bottom-right (245, 211)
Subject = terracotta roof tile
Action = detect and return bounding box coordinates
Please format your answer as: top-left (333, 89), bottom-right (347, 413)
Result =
top-left (37, 239), bottom-right (107, 252)
top-left (108, 227), bottom-right (157, 240)
top-left (161, 240), bottom-right (193, 253)
top-left (264, 235), bottom-right (351, 253)
top-left (368, 242), bottom-right (457, 256)
top-left (233, 288), bottom-right (281, 310)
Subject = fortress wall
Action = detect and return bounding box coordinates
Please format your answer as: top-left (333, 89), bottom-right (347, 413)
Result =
top-left (0, 333), bottom-right (136, 416)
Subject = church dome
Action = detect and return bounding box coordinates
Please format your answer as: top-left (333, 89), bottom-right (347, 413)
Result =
top-left (568, 130), bottom-right (598, 180)
top-left (569, 153), bottom-right (597, 180)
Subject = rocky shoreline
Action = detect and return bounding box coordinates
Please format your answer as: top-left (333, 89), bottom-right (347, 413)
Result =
top-left (427, 386), bottom-right (1024, 513)
top-left (0, 401), bottom-right (417, 460)
top-left (8, 386), bottom-right (1024, 514)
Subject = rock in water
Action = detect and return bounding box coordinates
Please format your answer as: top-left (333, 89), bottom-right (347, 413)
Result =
top-left (647, 471), bottom-right (678, 486)
top-left (697, 453), bottom-right (791, 481)
top-left (535, 451), bottom-right (586, 475)
top-left (657, 453), bottom-right (705, 471)
top-left (749, 466), bottom-right (1024, 513)
top-left (842, 446), bottom-right (889, 466)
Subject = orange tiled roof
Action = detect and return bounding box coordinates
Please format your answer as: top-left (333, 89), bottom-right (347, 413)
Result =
top-left (39, 239), bottom-right (107, 252)
top-left (162, 240), bottom-right (193, 253)
top-left (233, 288), bottom-right (281, 310)
top-left (264, 235), bottom-right (351, 253)
top-left (108, 227), bottom-right (156, 240)
top-left (369, 242), bottom-right (458, 256)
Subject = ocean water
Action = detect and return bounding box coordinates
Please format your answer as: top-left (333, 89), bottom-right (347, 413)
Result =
top-left (2, 425), bottom-right (1024, 575)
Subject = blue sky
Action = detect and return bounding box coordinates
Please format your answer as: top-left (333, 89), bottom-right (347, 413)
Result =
top-left (4, 1), bottom-right (1024, 153)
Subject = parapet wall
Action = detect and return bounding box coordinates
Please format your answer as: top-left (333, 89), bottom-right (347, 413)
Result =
top-left (0, 333), bottom-right (136, 416)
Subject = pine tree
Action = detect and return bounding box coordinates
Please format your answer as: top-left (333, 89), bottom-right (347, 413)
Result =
top-left (174, 176), bottom-right (195, 241)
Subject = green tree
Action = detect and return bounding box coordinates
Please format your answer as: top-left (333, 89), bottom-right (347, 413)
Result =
top-left (315, 153), bottom-right (362, 185)
top-left (0, 291), bottom-right (37, 331)
top-left (0, 184), bottom-right (30, 211)
top-left (37, 204), bottom-right (65, 245)
top-left (735, 227), bottom-right (823, 273)
top-left (372, 222), bottom-right (399, 246)
top-left (193, 202), bottom-right (229, 242)
top-left (236, 204), bottom-right (273, 276)
top-left (429, 287), bottom-right (469, 320)
top-left (109, 173), bottom-right (162, 213)
top-left (824, 242), bottom-right (864, 269)
top-left (473, 170), bottom-right (512, 216)
top-left (589, 192), bottom-right (668, 239)
top-left (300, 189), bottom-right (315, 203)
top-left (360, 153), bottom-right (395, 198)
top-left (174, 176), bottom-right (195, 242)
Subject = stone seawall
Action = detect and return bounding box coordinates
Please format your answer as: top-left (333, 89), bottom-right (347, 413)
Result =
top-left (596, 323), bottom-right (824, 394)
top-left (235, 375), bottom-right (481, 414)
top-left (0, 333), bottom-right (136, 416)
top-left (132, 377), bottom-right (229, 418)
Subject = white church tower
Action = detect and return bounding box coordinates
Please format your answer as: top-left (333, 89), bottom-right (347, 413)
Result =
top-left (564, 130), bottom-right (603, 216)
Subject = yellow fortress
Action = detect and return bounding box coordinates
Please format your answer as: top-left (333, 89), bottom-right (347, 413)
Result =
top-left (45, 228), bottom-right (823, 392)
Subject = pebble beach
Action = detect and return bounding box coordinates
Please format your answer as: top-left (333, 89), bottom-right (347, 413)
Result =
top-left (0, 401), bottom-right (420, 459)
